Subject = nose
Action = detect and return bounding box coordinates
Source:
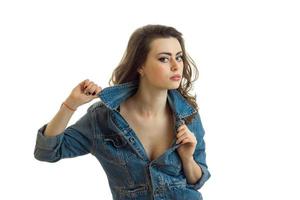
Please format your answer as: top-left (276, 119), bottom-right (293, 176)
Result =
top-left (171, 58), bottom-right (180, 71)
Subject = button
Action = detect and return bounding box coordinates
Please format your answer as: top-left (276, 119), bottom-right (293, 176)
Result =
top-left (129, 137), bottom-right (135, 143)
top-left (154, 188), bottom-right (161, 195)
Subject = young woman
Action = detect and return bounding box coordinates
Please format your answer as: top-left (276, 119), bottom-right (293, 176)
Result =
top-left (34, 24), bottom-right (211, 200)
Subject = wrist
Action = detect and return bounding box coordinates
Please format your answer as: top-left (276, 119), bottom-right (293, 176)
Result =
top-left (64, 98), bottom-right (79, 111)
top-left (181, 156), bottom-right (194, 163)
top-left (61, 102), bottom-right (76, 112)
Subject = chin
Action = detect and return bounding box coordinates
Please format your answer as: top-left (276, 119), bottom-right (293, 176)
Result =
top-left (168, 83), bottom-right (181, 90)
top-left (153, 81), bottom-right (181, 90)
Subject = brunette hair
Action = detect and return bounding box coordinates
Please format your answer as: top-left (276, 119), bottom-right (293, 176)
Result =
top-left (108, 24), bottom-right (200, 124)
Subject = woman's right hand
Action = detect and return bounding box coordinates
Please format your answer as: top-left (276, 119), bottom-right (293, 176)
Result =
top-left (64, 79), bottom-right (102, 109)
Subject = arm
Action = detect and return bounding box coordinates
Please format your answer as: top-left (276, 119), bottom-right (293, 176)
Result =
top-left (185, 112), bottom-right (211, 190)
top-left (33, 101), bottom-right (95, 162)
top-left (33, 79), bottom-right (101, 162)
top-left (43, 97), bottom-right (78, 137)
top-left (181, 157), bottom-right (203, 185)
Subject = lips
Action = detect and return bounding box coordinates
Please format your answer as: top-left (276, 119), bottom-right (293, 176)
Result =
top-left (170, 74), bottom-right (181, 79)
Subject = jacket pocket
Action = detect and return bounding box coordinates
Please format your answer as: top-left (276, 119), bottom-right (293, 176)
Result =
top-left (117, 184), bottom-right (149, 199)
top-left (96, 133), bottom-right (128, 165)
top-left (103, 134), bottom-right (128, 148)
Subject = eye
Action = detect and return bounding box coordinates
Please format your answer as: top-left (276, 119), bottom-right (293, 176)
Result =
top-left (158, 57), bottom-right (169, 63)
top-left (176, 55), bottom-right (183, 62)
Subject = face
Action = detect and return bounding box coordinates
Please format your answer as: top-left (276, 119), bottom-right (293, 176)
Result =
top-left (138, 37), bottom-right (184, 90)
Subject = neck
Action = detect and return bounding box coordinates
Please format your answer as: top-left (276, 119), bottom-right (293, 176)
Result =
top-left (129, 80), bottom-right (169, 119)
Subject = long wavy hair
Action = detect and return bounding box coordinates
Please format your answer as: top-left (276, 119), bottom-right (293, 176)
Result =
top-left (108, 24), bottom-right (199, 124)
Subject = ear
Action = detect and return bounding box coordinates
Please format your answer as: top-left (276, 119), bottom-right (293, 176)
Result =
top-left (137, 66), bottom-right (144, 76)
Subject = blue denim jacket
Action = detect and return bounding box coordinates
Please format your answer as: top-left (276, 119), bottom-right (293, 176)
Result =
top-left (34, 80), bottom-right (211, 200)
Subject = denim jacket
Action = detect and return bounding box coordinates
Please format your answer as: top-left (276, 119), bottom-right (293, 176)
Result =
top-left (34, 80), bottom-right (211, 200)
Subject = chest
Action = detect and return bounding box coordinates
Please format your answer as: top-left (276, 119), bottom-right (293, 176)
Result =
top-left (119, 107), bottom-right (176, 161)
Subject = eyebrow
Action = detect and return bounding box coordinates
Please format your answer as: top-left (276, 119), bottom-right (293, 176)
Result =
top-left (157, 51), bottom-right (183, 56)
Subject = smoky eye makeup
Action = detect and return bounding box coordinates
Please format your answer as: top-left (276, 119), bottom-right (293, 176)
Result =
top-left (158, 57), bottom-right (169, 62)
top-left (158, 55), bottom-right (183, 63)
top-left (176, 55), bottom-right (183, 61)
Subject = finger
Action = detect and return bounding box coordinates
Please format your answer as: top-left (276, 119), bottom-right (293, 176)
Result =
top-left (89, 85), bottom-right (98, 95)
top-left (176, 130), bottom-right (186, 138)
top-left (82, 79), bottom-right (90, 87)
top-left (177, 132), bottom-right (190, 140)
top-left (84, 82), bottom-right (95, 95)
top-left (177, 135), bottom-right (189, 143)
top-left (97, 86), bottom-right (102, 93)
top-left (87, 84), bottom-right (100, 96)
top-left (85, 81), bottom-right (94, 89)
top-left (180, 138), bottom-right (192, 145)
top-left (79, 79), bottom-right (89, 90)
top-left (176, 135), bottom-right (189, 144)
top-left (93, 86), bottom-right (102, 95)
top-left (84, 79), bottom-right (93, 88)
top-left (177, 125), bottom-right (186, 132)
top-left (85, 81), bottom-right (95, 87)
top-left (176, 127), bottom-right (190, 137)
top-left (84, 90), bottom-right (92, 96)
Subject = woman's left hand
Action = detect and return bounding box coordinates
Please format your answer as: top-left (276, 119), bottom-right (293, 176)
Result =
top-left (176, 124), bottom-right (197, 160)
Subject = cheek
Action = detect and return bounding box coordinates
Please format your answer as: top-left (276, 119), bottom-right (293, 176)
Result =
top-left (149, 66), bottom-right (169, 80)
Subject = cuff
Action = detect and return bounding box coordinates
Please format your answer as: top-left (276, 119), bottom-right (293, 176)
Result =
top-left (35, 123), bottom-right (64, 150)
top-left (186, 163), bottom-right (211, 190)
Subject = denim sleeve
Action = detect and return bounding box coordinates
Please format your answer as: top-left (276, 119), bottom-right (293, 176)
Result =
top-left (34, 107), bottom-right (94, 163)
top-left (186, 112), bottom-right (211, 191)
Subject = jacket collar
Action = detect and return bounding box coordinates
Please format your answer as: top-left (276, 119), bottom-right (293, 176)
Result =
top-left (97, 80), bottom-right (197, 119)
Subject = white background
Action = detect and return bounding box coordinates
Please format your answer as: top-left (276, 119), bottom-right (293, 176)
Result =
top-left (1, 0), bottom-right (299, 199)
